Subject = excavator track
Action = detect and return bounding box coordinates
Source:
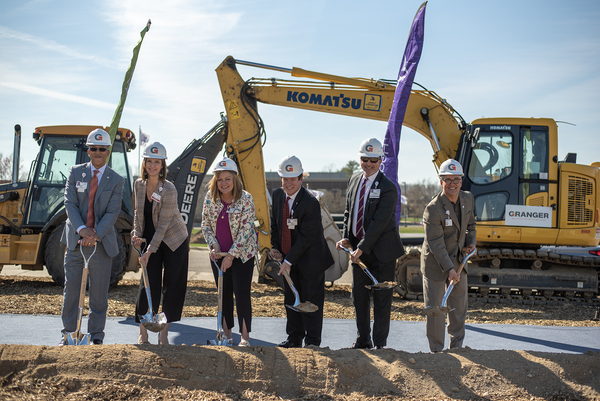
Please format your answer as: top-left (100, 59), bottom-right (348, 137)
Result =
top-left (396, 246), bottom-right (600, 306)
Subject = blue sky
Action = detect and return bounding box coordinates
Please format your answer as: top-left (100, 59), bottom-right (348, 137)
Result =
top-left (1, 0), bottom-right (599, 185)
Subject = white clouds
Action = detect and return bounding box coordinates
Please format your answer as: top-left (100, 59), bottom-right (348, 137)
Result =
top-left (0, 25), bottom-right (114, 68)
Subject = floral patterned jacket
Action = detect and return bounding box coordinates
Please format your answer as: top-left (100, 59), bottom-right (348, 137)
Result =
top-left (201, 190), bottom-right (258, 263)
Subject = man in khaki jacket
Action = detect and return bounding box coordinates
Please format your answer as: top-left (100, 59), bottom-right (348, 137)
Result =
top-left (421, 159), bottom-right (476, 352)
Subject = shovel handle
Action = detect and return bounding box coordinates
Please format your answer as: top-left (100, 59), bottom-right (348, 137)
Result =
top-left (339, 245), bottom-right (378, 277)
top-left (450, 247), bottom-right (477, 285)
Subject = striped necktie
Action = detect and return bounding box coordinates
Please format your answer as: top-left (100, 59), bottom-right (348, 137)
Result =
top-left (355, 177), bottom-right (367, 240)
top-left (281, 196), bottom-right (292, 254)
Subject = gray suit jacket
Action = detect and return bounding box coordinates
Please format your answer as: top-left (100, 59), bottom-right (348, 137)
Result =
top-left (420, 191), bottom-right (477, 282)
top-left (342, 170), bottom-right (404, 263)
top-left (61, 162), bottom-right (124, 257)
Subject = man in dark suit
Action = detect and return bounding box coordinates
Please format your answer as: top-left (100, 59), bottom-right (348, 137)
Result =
top-left (270, 155), bottom-right (334, 348)
top-left (336, 138), bottom-right (404, 349)
top-left (60, 128), bottom-right (125, 345)
top-left (421, 159), bottom-right (476, 352)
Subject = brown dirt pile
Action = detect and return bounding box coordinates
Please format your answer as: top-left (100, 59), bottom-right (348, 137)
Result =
top-left (1, 275), bottom-right (600, 400)
top-left (1, 344), bottom-right (598, 400)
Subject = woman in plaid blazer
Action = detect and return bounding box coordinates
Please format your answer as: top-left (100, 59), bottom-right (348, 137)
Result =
top-left (201, 157), bottom-right (258, 347)
top-left (131, 142), bottom-right (189, 345)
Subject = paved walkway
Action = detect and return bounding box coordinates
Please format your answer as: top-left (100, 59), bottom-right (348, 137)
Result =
top-left (1, 314), bottom-right (598, 354)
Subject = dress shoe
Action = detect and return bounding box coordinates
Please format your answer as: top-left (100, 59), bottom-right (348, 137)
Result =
top-left (92, 339), bottom-right (103, 345)
top-left (278, 339), bottom-right (302, 348)
top-left (350, 342), bottom-right (373, 349)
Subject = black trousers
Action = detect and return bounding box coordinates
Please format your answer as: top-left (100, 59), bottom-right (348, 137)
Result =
top-left (284, 266), bottom-right (325, 346)
top-left (211, 257), bottom-right (254, 333)
top-left (135, 239), bottom-right (189, 323)
top-left (351, 250), bottom-right (395, 347)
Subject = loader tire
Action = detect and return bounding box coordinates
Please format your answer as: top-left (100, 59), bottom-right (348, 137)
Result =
top-left (45, 222), bottom-right (68, 286)
top-left (44, 222), bottom-right (127, 287)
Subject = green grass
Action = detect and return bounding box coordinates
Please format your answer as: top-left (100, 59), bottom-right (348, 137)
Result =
top-left (399, 225), bottom-right (424, 234)
top-left (190, 242), bottom-right (208, 248)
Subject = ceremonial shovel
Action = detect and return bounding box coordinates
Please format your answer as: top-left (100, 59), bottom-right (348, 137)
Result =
top-left (272, 258), bottom-right (318, 313)
top-left (64, 242), bottom-right (96, 346)
top-left (339, 245), bottom-right (397, 290)
top-left (132, 240), bottom-right (167, 332)
top-left (423, 248), bottom-right (477, 318)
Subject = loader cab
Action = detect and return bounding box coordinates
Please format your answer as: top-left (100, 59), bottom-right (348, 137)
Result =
top-left (22, 132), bottom-right (134, 228)
top-left (460, 118), bottom-right (559, 242)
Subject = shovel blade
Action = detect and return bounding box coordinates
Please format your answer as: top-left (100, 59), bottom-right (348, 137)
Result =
top-left (139, 311), bottom-right (168, 333)
top-left (423, 306), bottom-right (454, 318)
top-left (365, 281), bottom-right (397, 290)
top-left (286, 302), bottom-right (319, 314)
top-left (64, 332), bottom-right (91, 346)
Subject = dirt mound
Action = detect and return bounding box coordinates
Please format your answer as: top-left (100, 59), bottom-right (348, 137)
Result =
top-left (1, 344), bottom-right (598, 400)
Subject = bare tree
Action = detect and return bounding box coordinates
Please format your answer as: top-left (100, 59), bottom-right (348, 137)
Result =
top-left (0, 153), bottom-right (13, 181)
top-left (406, 179), bottom-right (440, 220)
top-left (321, 163), bottom-right (336, 172)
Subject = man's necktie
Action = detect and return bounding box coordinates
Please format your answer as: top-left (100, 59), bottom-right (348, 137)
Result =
top-left (86, 170), bottom-right (99, 228)
top-left (281, 196), bottom-right (292, 254)
top-left (355, 177), bottom-right (367, 240)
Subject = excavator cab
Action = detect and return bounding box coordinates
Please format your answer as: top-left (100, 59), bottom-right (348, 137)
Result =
top-left (460, 119), bottom-right (559, 244)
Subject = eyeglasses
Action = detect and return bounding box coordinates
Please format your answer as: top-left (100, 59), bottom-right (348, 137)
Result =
top-left (361, 157), bottom-right (380, 163)
top-left (442, 178), bottom-right (462, 184)
top-left (89, 147), bottom-right (108, 152)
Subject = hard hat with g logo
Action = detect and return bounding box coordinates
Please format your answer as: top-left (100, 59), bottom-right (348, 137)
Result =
top-left (278, 155), bottom-right (303, 177)
top-left (142, 142), bottom-right (168, 160)
top-left (438, 159), bottom-right (464, 176)
top-left (212, 157), bottom-right (238, 174)
top-left (86, 129), bottom-right (112, 147)
top-left (358, 138), bottom-right (384, 157)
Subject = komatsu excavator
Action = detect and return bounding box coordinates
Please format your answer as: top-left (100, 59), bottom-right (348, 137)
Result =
top-left (212, 56), bottom-right (600, 301)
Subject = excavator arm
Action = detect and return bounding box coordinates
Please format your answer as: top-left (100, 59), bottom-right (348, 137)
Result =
top-left (215, 55), bottom-right (466, 278)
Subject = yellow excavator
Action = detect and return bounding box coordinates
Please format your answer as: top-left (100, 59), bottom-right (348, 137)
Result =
top-left (215, 56), bottom-right (600, 301)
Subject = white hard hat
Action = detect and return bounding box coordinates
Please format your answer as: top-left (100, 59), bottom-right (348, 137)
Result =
top-left (278, 155), bottom-right (303, 177)
top-left (358, 138), bottom-right (384, 157)
top-left (142, 141), bottom-right (167, 159)
top-left (438, 159), bottom-right (464, 176)
top-left (86, 129), bottom-right (112, 147)
top-left (213, 157), bottom-right (238, 174)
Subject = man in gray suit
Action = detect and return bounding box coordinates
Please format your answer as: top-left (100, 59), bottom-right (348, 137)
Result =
top-left (60, 128), bottom-right (124, 345)
top-left (421, 159), bottom-right (476, 353)
top-left (337, 138), bottom-right (404, 350)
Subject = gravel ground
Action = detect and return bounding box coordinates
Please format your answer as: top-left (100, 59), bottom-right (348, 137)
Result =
top-left (1, 275), bottom-right (599, 326)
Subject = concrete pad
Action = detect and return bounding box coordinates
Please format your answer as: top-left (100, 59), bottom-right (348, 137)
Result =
top-left (1, 314), bottom-right (598, 354)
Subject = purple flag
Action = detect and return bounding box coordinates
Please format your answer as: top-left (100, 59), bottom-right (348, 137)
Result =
top-left (381, 1), bottom-right (427, 227)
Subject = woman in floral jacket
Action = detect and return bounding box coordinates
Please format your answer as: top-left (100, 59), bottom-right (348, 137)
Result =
top-left (201, 157), bottom-right (258, 346)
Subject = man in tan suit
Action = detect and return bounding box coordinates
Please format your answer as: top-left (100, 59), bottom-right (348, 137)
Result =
top-left (421, 159), bottom-right (476, 353)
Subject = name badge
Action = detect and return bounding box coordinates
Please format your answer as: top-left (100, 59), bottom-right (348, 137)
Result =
top-left (76, 181), bottom-right (87, 192)
top-left (369, 189), bottom-right (380, 198)
top-left (445, 219), bottom-right (453, 227)
top-left (287, 218), bottom-right (298, 229)
top-left (151, 192), bottom-right (161, 202)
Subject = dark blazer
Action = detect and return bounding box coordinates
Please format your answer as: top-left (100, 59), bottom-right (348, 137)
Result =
top-left (61, 162), bottom-right (124, 257)
top-left (421, 191), bottom-right (477, 282)
top-left (342, 170), bottom-right (404, 263)
top-left (271, 186), bottom-right (334, 278)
